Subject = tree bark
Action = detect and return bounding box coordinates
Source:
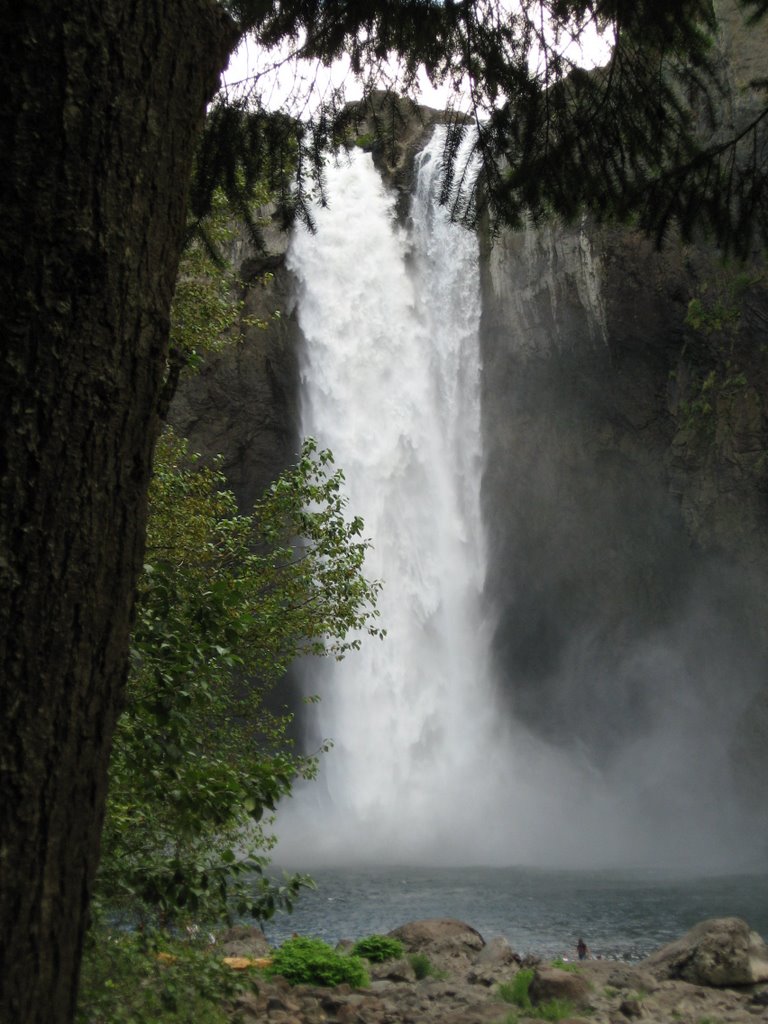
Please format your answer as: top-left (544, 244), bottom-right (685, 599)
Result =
top-left (0, 3), bottom-right (238, 1022)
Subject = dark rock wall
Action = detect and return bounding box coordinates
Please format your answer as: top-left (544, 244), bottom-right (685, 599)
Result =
top-left (476, 2), bottom-right (768, 818)
top-left (480, 217), bottom-right (768, 747)
top-left (169, 215), bottom-right (302, 510)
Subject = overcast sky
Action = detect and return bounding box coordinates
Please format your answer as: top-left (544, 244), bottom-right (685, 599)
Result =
top-left (222, 19), bottom-right (613, 116)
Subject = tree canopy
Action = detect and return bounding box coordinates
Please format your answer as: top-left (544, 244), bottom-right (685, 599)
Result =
top-left (200, 0), bottom-right (768, 255)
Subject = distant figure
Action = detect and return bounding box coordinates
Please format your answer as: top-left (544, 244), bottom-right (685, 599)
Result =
top-left (577, 937), bottom-right (589, 960)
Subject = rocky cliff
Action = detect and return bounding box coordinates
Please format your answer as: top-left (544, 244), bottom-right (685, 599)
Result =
top-left (169, 217), bottom-right (301, 510)
top-left (478, 1), bottom-right (768, 829)
top-left (479, 204), bottom-right (768, 819)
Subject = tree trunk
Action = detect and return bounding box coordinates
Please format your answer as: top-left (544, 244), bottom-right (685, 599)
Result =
top-left (0, 4), bottom-right (238, 1022)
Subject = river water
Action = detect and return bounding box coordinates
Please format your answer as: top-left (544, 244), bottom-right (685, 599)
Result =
top-left (263, 865), bottom-right (768, 961)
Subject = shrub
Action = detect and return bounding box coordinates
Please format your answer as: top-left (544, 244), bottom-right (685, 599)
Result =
top-left (409, 952), bottom-right (431, 979)
top-left (499, 968), bottom-right (534, 1009)
top-left (530, 998), bottom-right (578, 1021)
top-left (499, 970), bottom-right (579, 1023)
top-left (351, 934), bottom-right (405, 962)
top-left (76, 929), bottom-right (257, 1024)
top-left (408, 952), bottom-right (445, 980)
top-left (266, 936), bottom-right (369, 987)
top-left (501, 1000), bottom-right (578, 1024)
top-left (98, 434), bottom-right (382, 929)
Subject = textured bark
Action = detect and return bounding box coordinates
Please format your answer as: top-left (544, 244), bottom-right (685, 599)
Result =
top-left (0, 3), bottom-right (237, 1022)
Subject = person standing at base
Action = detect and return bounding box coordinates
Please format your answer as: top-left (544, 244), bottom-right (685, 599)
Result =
top-left (577, 937), bottom-right (589, 960)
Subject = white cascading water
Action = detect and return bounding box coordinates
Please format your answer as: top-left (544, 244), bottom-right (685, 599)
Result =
top-left (275, 131), bottom-right (755, 870)
top-left (277, 131), bottom-right (516, 864)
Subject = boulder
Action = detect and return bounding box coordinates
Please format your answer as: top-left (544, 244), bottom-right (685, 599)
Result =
top-left (218, 924), bottom-right (271, 958)
top-left (643, 917), bottom-right (768, 987)
top-left (468, 936), bottom-right (521, 986)
top-left (605, 964), bottom-right (657, 994)
top-left (369, 957), bottom-right (417, 983)
top-left (473, 935), bottom-right (520, 967)
top-left (388, 919), bottom-right (485, 957)
top-left (528, 966), bottom-right (593, 1009)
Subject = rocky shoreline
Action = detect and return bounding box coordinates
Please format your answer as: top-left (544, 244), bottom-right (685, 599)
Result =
top-left (219, 916), bottom-right (768, 1024)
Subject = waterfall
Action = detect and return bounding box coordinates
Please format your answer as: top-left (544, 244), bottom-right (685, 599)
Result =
top-left (278, 132), bottom-right (512, 864)
top-left (275, 131), bottom-right (759, 870)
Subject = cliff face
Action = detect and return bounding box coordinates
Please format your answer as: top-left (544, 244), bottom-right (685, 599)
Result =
top-left (478, 1), bottom-right (768, 817)
top-left (169, 218), bottom-right (301, 510)
top-left (479, 215), bottom-right (768, 762)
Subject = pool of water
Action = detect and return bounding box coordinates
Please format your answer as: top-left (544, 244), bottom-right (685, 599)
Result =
top-left (262, 865), bottom-right (768, 961)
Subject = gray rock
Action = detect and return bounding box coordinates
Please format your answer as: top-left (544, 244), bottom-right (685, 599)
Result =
top-left (643, 916), bottom-right (768, 987)
top-left (388, 918), bottom-right (486, 956)
top-left (218, 924), bottom-right (271, 958)
top-left (473, 935), bottom-right (520, 967)
top-left (529, 966), bottom-right (593, 1008)
top-left (368, 957), bottom-right (416, 983)
top-left (226, 915), bottom-right (768, 1024)
top-left (605, 965), bottom-right (657, 994)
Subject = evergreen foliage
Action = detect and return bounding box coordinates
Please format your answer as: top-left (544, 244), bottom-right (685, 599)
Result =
top-left (203, 0), bottom-right (768, 256)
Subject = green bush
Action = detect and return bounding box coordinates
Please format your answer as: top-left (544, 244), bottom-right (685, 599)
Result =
top-left (529, 998), bottom-right (578, 1021)
top-left (408, 952), bottom-right (446, 980)
top-left (499, 968), bottom-right (534, 1009)
top-left (501, 1001), bottom-right (578, 1024)
top-left (266, 936), bottom-right (369, 987)
top-left (409, 952), bottom-right (432, 979)
top-left (97, 433), bottom-right (382, 929)
top-left (499, 969), bottom-right (578, 1022)
top-left (351, 934), bottom-right (405, 962)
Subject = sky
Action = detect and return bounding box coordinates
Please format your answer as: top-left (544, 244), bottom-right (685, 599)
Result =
top-left (222, 16), bottom-right (614, 116)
